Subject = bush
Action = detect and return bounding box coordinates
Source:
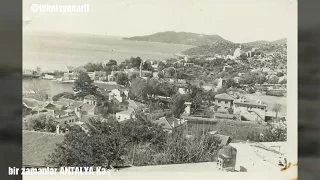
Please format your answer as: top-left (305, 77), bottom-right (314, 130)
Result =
top-left (52, 92), bottom-right (76, 101)
top-left (130, 131), bottom-right (221, 166)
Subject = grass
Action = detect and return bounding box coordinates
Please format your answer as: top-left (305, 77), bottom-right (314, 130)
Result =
top-left (184, 119), bottom-right (268, 141)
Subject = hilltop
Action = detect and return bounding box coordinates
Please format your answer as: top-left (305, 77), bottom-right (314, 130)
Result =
top-left (123, 31), bottom-right (231, 46)
top-left (181, 41), bottom-right (253, 57)
top-left (243, 38), bottom-right (287, 46)
top-left (182, 39), bottom-right (287, 57)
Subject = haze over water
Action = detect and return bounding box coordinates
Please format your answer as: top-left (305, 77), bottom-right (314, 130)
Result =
top-left (23, 31), bottom-right (194, 71)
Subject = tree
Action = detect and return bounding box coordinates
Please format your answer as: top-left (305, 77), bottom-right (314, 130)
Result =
top-left (116, 73), bottom-right (129, 86)
top-left (24, 80), bottom-right (50, 101)
top-left (46, 115), bottom-right (167, 168)
top-left (256, 75), bottom-right (267, 85)
top-left (268, 76), bottom-right (279, 84)
top-left (216, 87), bottom-right (227, 94)
top-left (52, 92), bottom-right (76, 101)
top-left (142, 61), bottom-right (153, 71)
top-left (84, 63), bottom-right (103, 72)
top-left (276, 72), bottom-right (284, 77)
top-left (240, 53), bottom-right (248, 60)
top-left (158, 61), bottom-right (166, 72)
top-left (73, 71), bottom-right (98, 99)
top-left (130, 78), bottom-right (148, 102)
top-left (24, 114), bottom-right (56, 133)
top-left (272, 103), bottom-right (282, 118)
top-left (170, 93), bottom-right (186, 118)
top-left (213, 104), bottom-right (219, 112)
top-left (130, 57), bottom-right (142, 69)
top-left (166, 67), bottom-right (176, 77)
top-left (107, 59), bottom-right (117, 66)
top-left (279, 78), bottom-right (287, 84)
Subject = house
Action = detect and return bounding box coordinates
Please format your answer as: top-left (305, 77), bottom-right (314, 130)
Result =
top-left (54, 115), bottom-right (78, 133)
top-left (108, 71), bottom-right (117, 82)
top-left (233, 97), bottom-right (267, 121)
top-left (216, 77), bottom-right (226, 90)
top-left (116, 109), bottom-right (135, 122)
top-left (184, 63), bottom-right (194, 68)
top-left (64, 66), bottom-right (75, 73)
top-left (23, 130), bottom-right (64, 168)
top-left (233, 77), bottom-right (241, 84)
top-left (117, 99), bottom-right (145, 111)
top-left (109, 88), bottom-right (129, 102)
top-left (83, 95), bottom-right (98, 106)
top-left (214, 93), bottom-right (234, 110)
top-left (183, 102), bottom-right (192, 115)
top-left (94, 71), bottom-right (107, 81)
top-left (223, 65), bottom-right (232, 71)
top-left (154, 116), bottom-right (181, 133)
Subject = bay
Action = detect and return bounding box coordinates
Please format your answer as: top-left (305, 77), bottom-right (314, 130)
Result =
top-left (23, 31), bottom-right (194, 71)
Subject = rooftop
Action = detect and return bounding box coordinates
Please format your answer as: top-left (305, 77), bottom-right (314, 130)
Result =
top-left (117, 109), bottom-right (134, 115)
top-left (215, 93), bottom-right (234, 101)
top-left (84, 95), bottom-right (97, 100)
top-left (234, 98), bottom-right (267, 107)
top-left (155, 117), bottom-right (172, 129)
top-left (23, 130), bottom-right (64, 167)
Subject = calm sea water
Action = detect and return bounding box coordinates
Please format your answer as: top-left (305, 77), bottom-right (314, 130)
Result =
top-left (23, 31), bottom-right (194, 71)
top-left (23, 78), bottom-right (73, 97)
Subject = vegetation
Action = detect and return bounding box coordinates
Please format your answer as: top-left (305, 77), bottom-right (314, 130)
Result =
top-left (46, 115), bottom-right (222, 168)
top-left (52, 92), bottom-right (76, 101)
top-left (73, 71), bottom-right (98, 99)
top-left (24, 114), bottom-right (56, 133)
top-left (247, 124), bottom-right (287, 142)
top-left (272, 103), bottom-right (282, 118)
top-left (116, 72), bottom-right (129, 86)
top-left (170, 93), bottom-right (186, 118)
top-left (23, 80), bottom-right (50, 101)
top-left (123, 31), bottom-right (229, 46)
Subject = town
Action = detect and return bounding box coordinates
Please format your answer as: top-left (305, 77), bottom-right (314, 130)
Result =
top-left (23, 43), bottom-right (288, 172)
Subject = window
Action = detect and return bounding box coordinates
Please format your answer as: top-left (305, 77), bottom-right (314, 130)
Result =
top-left (120, 106), bottom-right (123, 108)
top-left (218, 100), bottom-right (221, 103)
top-left (126, 107), bottom-right (128, 109)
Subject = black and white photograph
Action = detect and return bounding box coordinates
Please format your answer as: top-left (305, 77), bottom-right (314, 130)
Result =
top-left (22, 0), bottom-right (297, 179)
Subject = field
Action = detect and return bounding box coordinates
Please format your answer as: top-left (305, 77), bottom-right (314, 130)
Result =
top-left (241, 94), bottom-right (287, 116)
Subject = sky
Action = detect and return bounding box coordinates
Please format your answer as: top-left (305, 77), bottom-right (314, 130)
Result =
top-left (23, 0), bottom-right (294, 43)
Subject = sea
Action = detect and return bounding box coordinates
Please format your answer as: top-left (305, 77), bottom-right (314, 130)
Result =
top-left (23, 31), bottom-right (193, 71)
top-left (23, 31), bottom-right (193, 96)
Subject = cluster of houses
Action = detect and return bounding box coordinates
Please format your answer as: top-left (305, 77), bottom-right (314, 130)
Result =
top-left (60, 66), bottom-right (108, 82)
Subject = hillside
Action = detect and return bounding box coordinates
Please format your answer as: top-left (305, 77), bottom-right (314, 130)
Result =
top-left (181, 41), bottom-right (253, 56)
top-left (123, 31), bottom-right (231, 46)
top-left (243, 38), bottom-right (287, 46)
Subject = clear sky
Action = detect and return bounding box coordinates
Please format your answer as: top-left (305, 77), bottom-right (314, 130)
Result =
top-left (23, 0), bottom-right (293, 43)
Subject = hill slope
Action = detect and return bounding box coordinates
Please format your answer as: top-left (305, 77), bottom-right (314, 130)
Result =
top-left (123, 31), bottom-right (231, 46)
top-left (243, 38), bottom-right (287, 46)
top-left (182, 41), bottom-right (253, 56)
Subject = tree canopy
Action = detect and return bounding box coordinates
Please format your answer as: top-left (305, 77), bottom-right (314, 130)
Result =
top-left (73, 71), bottom-right (98, 99)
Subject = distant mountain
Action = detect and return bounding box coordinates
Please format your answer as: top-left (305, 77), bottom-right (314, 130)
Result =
top-left (123, 31), bottom-right (231, 46)
top-left (270, 38), bottom-right (287, 44)
top-left (243, 38), bottom-right (287, 46)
